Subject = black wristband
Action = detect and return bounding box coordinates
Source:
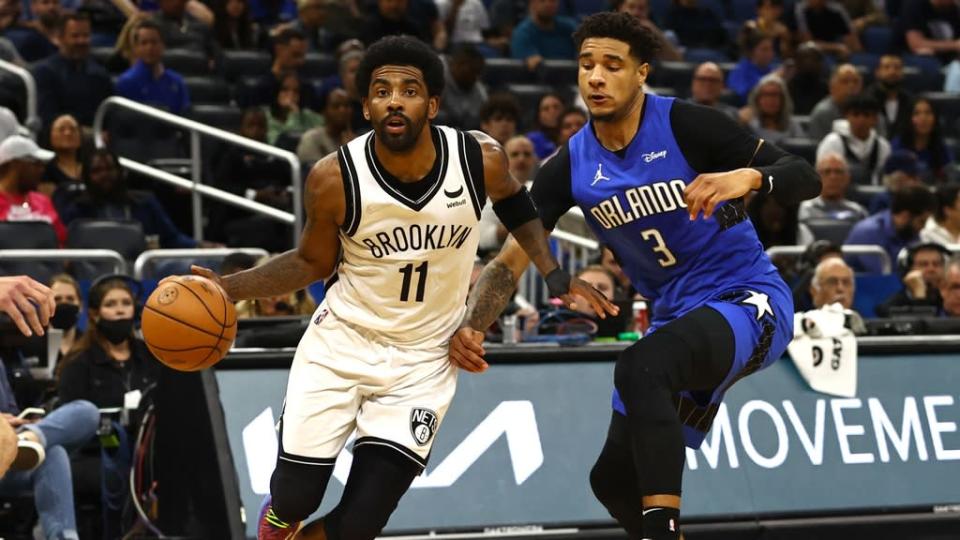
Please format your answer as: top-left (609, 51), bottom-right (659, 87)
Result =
top-left (545, 268), bottom-right (571, 298)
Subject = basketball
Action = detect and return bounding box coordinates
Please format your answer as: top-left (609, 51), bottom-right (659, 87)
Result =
top-left (141, 275), bottom-right (237, 372)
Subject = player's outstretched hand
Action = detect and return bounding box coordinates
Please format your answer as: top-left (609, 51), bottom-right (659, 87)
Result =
top-left (684, 169), bottom-right (761, 220)
top-left (449, 327), bottom-right (487, 373)
top-left (0, 275), bottom-right (54, 337)
top-left (560, 278), bottom-right (620, 319)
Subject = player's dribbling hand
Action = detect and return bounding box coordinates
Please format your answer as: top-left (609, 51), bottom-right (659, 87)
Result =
top-left (159, 266), bottom-right (232, 301)
top-left (449, 327), bottom-right (487, 373)
top-left (684, 169), bottom-right (762, 220)
top-left (560, 278), bottom-right (620, 319)
top-left (0, 275), bottom-right (54, 337)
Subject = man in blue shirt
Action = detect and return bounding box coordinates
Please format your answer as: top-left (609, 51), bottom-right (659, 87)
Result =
top-left (115, 19), bottom-right (191, 115)
top-left (510, 0), bottom-right (576, 71)
top-left (845, 185), bottom-right (936, 273)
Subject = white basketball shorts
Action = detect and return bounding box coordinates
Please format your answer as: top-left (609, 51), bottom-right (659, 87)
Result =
top-left (277, 302), bottom-right (458, 469)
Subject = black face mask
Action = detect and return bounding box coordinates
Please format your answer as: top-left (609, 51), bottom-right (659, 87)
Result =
top-left (50, 303), bottom-right (79, 331)
top-left (97, 318), bottom-right (134, 344)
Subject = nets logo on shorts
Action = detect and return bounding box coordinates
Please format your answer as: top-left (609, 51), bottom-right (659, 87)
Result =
top-left (410, 407), bottom-right (438, 446)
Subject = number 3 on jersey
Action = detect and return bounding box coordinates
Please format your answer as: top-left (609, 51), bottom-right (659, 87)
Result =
top-left (641, 229), bottom-right (677, 267)
top-left (398, 261), bottom-right (428, 302)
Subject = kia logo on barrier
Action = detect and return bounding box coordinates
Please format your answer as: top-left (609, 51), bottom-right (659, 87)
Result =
top-left (242, 401), bottom-right (545, 494)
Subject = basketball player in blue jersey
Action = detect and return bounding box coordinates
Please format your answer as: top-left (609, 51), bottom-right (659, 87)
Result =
top-left (451, 13), bottom-right (821, 540)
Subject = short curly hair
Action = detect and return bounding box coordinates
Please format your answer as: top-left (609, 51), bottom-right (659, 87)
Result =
top-left (573, 12), bottom-right (660, 64)
top-left (356, 35), bottom-right (445, 98)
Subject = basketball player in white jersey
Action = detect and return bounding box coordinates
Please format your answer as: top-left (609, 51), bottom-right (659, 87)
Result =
top-left (185, 36), bottom-right (616, 540)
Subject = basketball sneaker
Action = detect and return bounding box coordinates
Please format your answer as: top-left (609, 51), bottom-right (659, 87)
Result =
top-left (10, 433), bottom-right (44, 472)
top-left (257, 497), bottom-right (301, 540)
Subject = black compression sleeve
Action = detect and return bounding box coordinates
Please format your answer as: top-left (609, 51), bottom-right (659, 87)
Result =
top-left (529, 144), bottom-right (575, 230)
top-left (671, 100), bottom-right (821, 205)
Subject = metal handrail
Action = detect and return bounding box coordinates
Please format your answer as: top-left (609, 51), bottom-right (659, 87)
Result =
top-left (133, 247), bottom-right (269, 279)
top-left (0, 249), bottom-right (127, 273)
top-left (0, 59), bottom-right (38, 133)
top-left (766, 245), bottom-right (892, 274)
top-left (92, 97), bottom-right (303, 246)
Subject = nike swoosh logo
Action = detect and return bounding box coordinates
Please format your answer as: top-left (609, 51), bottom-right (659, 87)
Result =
top-left (444, 186), bottom-right (464, 198)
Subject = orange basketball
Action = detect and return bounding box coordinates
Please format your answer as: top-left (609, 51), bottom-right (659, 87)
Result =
top-left (141, 275), bottom-right (237, 372)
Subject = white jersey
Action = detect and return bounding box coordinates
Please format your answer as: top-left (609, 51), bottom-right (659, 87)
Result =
top-left (324, 125), bottom-right (485, 348)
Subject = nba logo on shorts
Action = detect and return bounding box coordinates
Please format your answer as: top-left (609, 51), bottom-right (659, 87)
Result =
top-left (410, 408), bottom-right (438, 446)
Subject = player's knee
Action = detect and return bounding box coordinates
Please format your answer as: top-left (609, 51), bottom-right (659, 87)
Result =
top-left (589, 454), bottom-right (621, 506)
top-left (614, 337), bottom-right (673, 401)
top-left (269, 459), bottom-right (332, 523)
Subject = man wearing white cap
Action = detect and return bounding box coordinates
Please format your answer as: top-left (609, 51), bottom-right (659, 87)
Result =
top-left (0, 135), bottom-right (65, 244)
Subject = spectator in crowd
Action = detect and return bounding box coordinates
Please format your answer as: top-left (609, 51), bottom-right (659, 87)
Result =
top-left (510, 0), bottom-right (577, 71)
top-left (876, 242), bottom-right (948, 316)
top-left (787, 42), bottom-right (828, 115)
top-left (797, 153), bottom-right (868, 243)
top-left (61, 148), bottom-right (200, 248)
top-left (288, 0), bottom-right (335, 51)
top-left (689, 62), bottom-right (737, 119)
top-left (153, 0), bottom-right (221, 66)
top-left (318, 45), bottom-right (368, 132)
top-left (220, 251), bottom-right (257, 275)
top-left (845, 185), bottom-right (936, 273)
top-left (115, 20), bottom-right (191, 115)
top-left (297, 88), bottom-right (356, 162)
top-left (49, 273), bottom-right (81, 359)
top-left (794, 0), bottom-right (860, 59)
top-left (213, 108), bottom-right (292, 251)
top-left (817, 93), bottom-right (891, 185)
top-left (28, 0), bottom-right (60, 46)
top-left (869, 149), bottom-right (924, 214)
top-left (211, 0), bottom-right (264, 50)
top-left (744, 0), bottom-right (793, 58)
top-left (570, 264), bottom-right (618, 317)
top-left (940, 257), bottom-right (960, 317)
top-left (440, 45), bottom-right (487, 131)
top-left (478, 134), bottom-right (537, 252)
top-left (263, 72), bottom-right (323, 144)
top-left (791, 239), bottom-right (842, 311)
top-left (0, 372), bottom-right (98, 540)
top-left (891, 98), bottom-right (955, 183)
top-left (410, 0), bottom-right (449, 51)
top-left (0, 0), bottom-right (56, 61)
top-left (809, 256), bottom-right (855, 310)
top-left (599, 245), bottom-right (634, 298)
top-left (244, 28), bottom-right (315, 109)
top-left (922, 183), bottom-right (960, 245)
top-left (237, 288), bottom-right (315, 317)
top-left (557, 107), bottom-right (586, 146)
top-left (900, 0), bottom-right (960, 64)
top-left (104, 13), bottom-right (146, 73)
top-left (480, 93), bottom-right (520, 146)
top-left (837, 0), bottom-right (887, 33)
top-left (361, 0), bottom-right (429, 46)
top-left (808, 63), bottom-right (862, 140)
top-left (32, 14), bottom-right (112, 128)
top-left (526, 92), bottom-right (564, 159)
top-left (0, 136), bottom-right (65, 244)
top-left (727, 26), bottom-right (778, 103)
top-left (867, 54), bottom-right (912, 138)
top-left (488, 0), bottom-right (524, 52)
top-left (664, 0), bottom-right (727, 51)
top-left (611, 0), bottom-right (681, 61)
top-left (436, 0), bottom-right (490, 49)
top-left (43, 114), bottom-right (82, 197)
top-left (740, 74), bottom-right (805, 145)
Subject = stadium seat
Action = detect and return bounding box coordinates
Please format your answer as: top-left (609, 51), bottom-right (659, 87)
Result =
top-left (780, 137), bottom-right (818, 165)
top-left (902, 56), bottom-right (945, 92)
top-left (505, 84), bottom-right (561, 125)
top-left (848, 184), bottom-right (885, 208)
top-left (0, 221), bottom-right (62, 282)
top-left (847, 163), bottom-right (871, 186)
top-left (947, 163), bottom-right (960, 183)
top-left (803, 218), bottom-right (855, 245)
top-left (862, 26), bottom-right (893, 55)
top-left (649, 61), bottom-right (695, 96)
top-left (303, 53), bottom-right (336, 78)
top-left (67, 220), bottom-right (147, 262)
top-left (541, 59), bottom-right (578, 86)
top-left (106, 108), bottom-right (187, 162)
top-left (684, 48), bottom-right (730, 64)
top-left (184, 77), bottom-right (231, 104)
top-left (189, 105), bottom-right (243, 133)
top-left (164, 49), bottom-right (209, 76)
top-left (483, 58), bottom-right (536, 89)
top-left (572, 0), bottom-right (606, 17)
top-left (274, 130), bottom-right (304, 153)
top-left (91, 46), bottom-right (114, 69)
top-left (921, 92), bottom-right (960, 132)
top-left (849, 52), bottom-right (880, 72)
top-left (730, 0), bottom-right (756, 22)
top-left (222, 50), bottom-right (271, 81)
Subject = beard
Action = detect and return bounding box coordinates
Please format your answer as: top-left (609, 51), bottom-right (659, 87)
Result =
top-left (878, 78), bottom-right (901, 92)
top-left (375, 112), bottom-right (424, 153)
top-left (895, 223), bottom-right (917, 241)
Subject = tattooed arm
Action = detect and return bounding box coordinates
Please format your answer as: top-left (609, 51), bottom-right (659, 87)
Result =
top-left (188, 154), bottom-right (345, 300)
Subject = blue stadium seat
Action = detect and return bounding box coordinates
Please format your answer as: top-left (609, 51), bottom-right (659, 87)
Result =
top-left (650, 61), bottom-right (696, 95)
top-left (275, 130), bottom-right (304, 153)
top-left (853, 274), bottom-right (902, 318)
top-left (730, 0), bottom-right (756, 22)
top-left (67, 220), bottom-right (147, 280)
top-left (849, 52), bottom-right (880, 72)
top-left (573, 0), bottom-right (606, 17)
top-left (902, 55), bottom-right (945, 92)
top-left (920, 92), bottom-right (960, 134)
top-left (0, 221), bottom-right (62, 283)
top-left (862, 26), bottom-right (893, 55)
top-left (189, 104), bottom-right (243, 133)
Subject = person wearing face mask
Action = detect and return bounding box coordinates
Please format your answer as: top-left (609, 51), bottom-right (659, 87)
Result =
top-left (48, 274), bottom-right (81, 361)
top-left (845, 185), bottom-right (937, 274)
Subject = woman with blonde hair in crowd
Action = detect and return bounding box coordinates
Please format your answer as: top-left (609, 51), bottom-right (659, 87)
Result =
top-left (740, 74), bottom-right (805, 145)
top-left (105, 13), bottom-right (148, 73)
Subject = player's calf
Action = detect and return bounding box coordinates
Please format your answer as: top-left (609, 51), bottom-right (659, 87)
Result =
top-left (268, 457), bottom-right (335, 525)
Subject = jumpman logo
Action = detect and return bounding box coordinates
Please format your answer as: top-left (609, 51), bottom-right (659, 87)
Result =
top-left (591, 163), bottom-right (610, 186)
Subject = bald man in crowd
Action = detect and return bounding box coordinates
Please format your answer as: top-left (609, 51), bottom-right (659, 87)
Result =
top-left (808, 63), bottom-right (863, 139)
top-left (689, 62), bottom-right (738, 119)
top-left (810, 257), bottom-right (856, 310)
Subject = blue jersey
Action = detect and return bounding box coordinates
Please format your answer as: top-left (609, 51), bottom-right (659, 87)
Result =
top-left (567, 95), bottom-right (784, 323)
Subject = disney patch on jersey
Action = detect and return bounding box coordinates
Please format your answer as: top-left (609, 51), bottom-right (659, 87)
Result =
top-left (410, 407), bottom-right (438, 446)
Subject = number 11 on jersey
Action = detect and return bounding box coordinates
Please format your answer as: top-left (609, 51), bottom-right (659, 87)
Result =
top-left (399, 261), bottom-right (428, 302)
